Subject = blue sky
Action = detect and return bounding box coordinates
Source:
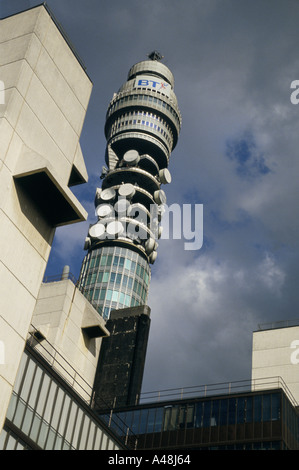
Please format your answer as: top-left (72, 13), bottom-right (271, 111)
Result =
top-left (3, 0), bottom-right (299, 393)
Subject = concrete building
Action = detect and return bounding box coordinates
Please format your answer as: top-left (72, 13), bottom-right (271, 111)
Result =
top-left (0, 4), bottom-right (92, 432)
top-left (251, 320), bottom-right (299, 403)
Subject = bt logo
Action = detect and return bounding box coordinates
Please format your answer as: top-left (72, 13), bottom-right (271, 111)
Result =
top-left (137, 78), bottom-right (168, 91)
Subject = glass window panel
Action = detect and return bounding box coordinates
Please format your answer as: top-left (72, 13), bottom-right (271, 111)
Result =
top-left (50, 388), bottom-right (65, 429)
top-left (123, 275), bottom-right (128, 287)
top-left (54, 434), bottom-right (63, 450)
top-left (72, 408), bottom-right (83, 448)
top-left (138, 409), bottom-right (148, 434)
top-left (147, 408), bottom-right (159, 433)
top-left (262, 394), bottom-right (271, 421)
top-left (100, 255), bottom-right (107, 266)
top-left (102, 272), bottom-right (109, 282)
top-left (125, 295), bottom-right (131, 306)
top-left (21, 407), bottom-right (33, 436)
top-left (58, 395), bottom-right (71, 436)
top-left (237, 397), bottom-right (246, 424)
top-left (228, 398), bottom-right (236, 425)
top-left (154, 408), bottom-right (163, 433)
top-left (112, 291), bottom-right (119, 302)
top-left (86, 422), bottom-right (96, 450)
top-left (37, 421), bottom-right (49, 449)
top-left (107, 255), bottom-right (112, 266)
top-left (100, 288), bottom-right (106, 300)
top-left (128, 277), bottom-right (133, 289)
top-left (125, 259), bottom-right (131, 270)
top-left (131, 261), bottom-right (136, 273)
top-left (20, 358), bottom-right (37, 403)
top-left (116, 273), bottom-right (122, 284)
top-left (28, 366), bottom-right (43, 409)
top-left (97, 272), bottom-right (103, 282)
top-left (101, 434), bottom-right (108, 450)
top-left (78, 414), bottom-right (90, 450)
top-left (110, 272), bottom-right (116, 283)
top-left (245, 396), bottom-right (253, 423)
top-left (29, 414), bottom-right (42, 442)
top-left (211, 400), bottom-right (219, 426)
top-left (203, 401), bottom-right (211, 427)
top-left (65, 402), bottom-right (78, 444)
top-left (45, 427), bottom-right (56, 450)
top-left (0, 429), bottom-right (7, 449)
top-left (119, 257), bottom-right (125, 268)
top-left (35, 374), bottom-right (50, 417)
top-left (271, 393), bottom-right (280, 421)
top-left (106, 290), bottom-right (112, 301)
top-left (254, 395), bottom-right (262, 422)
top-left (107, 440), bottom-right (115, 450)
top-left (194, 402), bottom-right (203, 427)
top-left (219, 399), bottom-right (228, 426)
top-left (13, 398), bottom-right (26, 428)
top-left (5, 435), bottom-right (17, 450)
top-left (94, 428), bottom-right (103, 450)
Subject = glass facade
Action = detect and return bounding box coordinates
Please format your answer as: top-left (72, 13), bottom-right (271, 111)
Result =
top-left (79, 245), bottom-right (150, 320)
top-left (103, 390), bottom-right (299, 450)
top-left (0, 348), bottom-right (136, 450)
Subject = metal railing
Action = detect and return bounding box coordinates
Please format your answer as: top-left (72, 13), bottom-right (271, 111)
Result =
top-left (137, 376), bottom-right (299, 409)
top-left (257, 318), bottom-right (299, 331)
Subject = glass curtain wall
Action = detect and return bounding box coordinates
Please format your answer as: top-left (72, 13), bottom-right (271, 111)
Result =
top-left (79, 245), bottom-right (150, 319)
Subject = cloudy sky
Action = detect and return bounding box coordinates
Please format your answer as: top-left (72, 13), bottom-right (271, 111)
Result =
top-left (3, 0), bottom-right (299, 394)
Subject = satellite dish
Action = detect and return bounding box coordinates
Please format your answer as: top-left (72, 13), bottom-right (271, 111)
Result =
top-left (114, 198), bottom-right (130, 215)
top-left (106, 220), bottom-right (124, 237)
top-left (123, 149), bottom-right (140, 166)
top-left (158, 226), bottom-right (163, 239)
top-left (159, 168), bottom-right (172, 184)
top-left (154, 189), bottom-right (167, 205)
top-left (96, 204), bottom-right (113, 218)
top-left (149, 251), bottom-right (157, 263)
top-left (119, 183), bottom-right (136, 198)
top-left (89, 223), bottom-right (106, 239)
top-left (100, 187), bottom-right (116, 201)
top-left (145, 237), bottom-right (155, 254)
top-left (84, 237), bottom-right (91, 250)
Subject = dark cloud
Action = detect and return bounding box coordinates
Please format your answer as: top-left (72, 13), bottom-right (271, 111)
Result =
top-left (6, 0), bottom-right (299, 393)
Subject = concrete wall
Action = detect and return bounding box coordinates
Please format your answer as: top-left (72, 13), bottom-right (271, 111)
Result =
top-left (252, 325), bottom-right (299, 404)
top-left (0, 5), bottom-right (92, 430)
top-left (31, 279), bottom-right (109, 403)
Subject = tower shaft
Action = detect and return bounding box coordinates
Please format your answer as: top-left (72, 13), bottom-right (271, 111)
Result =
top-left (79, 54), bottom-right (181, 320)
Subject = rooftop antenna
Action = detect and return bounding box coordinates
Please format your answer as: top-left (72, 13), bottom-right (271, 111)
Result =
top-left (148, 51), bottom-right (164, 61)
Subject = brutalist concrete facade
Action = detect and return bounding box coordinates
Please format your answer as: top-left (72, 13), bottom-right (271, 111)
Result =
top-left (0, 4), bottom-right (92, 432)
